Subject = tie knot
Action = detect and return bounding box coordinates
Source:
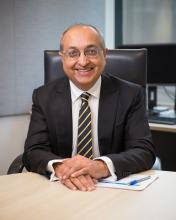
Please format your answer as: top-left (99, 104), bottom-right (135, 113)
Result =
top-left (81, 92), bottom-right (90, 102)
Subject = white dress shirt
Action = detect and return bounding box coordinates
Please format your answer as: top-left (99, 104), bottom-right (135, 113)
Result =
top-left (47, 76), bottom-right (117, 181)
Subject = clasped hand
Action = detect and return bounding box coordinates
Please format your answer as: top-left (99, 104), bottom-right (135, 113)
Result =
top-left (54, 155), bottom-right (110, 191)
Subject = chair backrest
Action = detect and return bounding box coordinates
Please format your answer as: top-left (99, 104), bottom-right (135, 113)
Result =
top-left (7, 49), bottom-right (150, 175)
top-left (44, 49), bottom-right (147, 88)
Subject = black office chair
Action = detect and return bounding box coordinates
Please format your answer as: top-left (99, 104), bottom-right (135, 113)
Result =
top-left (7, 154), bottom-right (24, 174)
top-left (9, 48), bottom-right (160, 174)
top-left (44, 49), bottom-right (147, 87)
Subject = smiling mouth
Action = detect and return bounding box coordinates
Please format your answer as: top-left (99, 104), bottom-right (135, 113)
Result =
top-left (75, 67), bottom-right (94, 72)
top-left (75, 67), bottom-right (94, 75)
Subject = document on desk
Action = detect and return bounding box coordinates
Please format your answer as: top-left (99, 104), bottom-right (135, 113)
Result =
top-left (97, 174), bottom-right (159, 191)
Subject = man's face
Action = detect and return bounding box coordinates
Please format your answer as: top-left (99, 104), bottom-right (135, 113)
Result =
top-left (59, 26), bottom-right (107, 91)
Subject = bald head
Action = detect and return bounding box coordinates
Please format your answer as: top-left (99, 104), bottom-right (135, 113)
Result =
top-left (60, 24), bottom-right (105, 51)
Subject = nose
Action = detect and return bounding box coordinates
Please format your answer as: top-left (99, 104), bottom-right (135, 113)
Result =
top-left (77, 52), bottom-right (89, 66)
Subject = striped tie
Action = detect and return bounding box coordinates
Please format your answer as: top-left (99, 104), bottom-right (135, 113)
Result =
top-left (77, 92), bottom-right (93, 159)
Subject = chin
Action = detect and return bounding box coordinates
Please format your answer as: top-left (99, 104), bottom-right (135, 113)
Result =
top-left (75, 80), bottom-right (93, 90)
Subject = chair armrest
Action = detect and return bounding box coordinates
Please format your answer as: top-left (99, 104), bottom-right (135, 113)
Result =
top-left (7, 154), bottom-right (24, 174)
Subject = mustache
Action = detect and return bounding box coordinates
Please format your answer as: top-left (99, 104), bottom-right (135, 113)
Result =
top-left (74, 65), bottom-right (95, 71)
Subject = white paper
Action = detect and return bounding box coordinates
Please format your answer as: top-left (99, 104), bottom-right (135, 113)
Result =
top-left (97, 174), bottom-right (159, 191)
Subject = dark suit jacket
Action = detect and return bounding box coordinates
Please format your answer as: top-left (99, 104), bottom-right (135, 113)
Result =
top-left (23, 75), bottom-right (155, 179)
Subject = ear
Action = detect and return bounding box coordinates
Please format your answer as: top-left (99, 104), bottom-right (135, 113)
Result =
top-left (103, 48), bottom-right (108, 58)
top-left (59, 51), bottom-right (64, 62)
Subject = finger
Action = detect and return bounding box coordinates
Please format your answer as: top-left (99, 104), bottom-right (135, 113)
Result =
top-left (62, 178), bottom-right (77, 191)
top-left (61, 166), bottom-right (80, 180)
top-left (61, 165), bottom-right (85, 180)
top-left (83, 175), bottom-right (96, 191)
top-left (71, 168), bottom-right (88, 178)
top-left (70, 177), bottom-right (87, 191)
top-left (62, 161), bottom-right (87, 179)
top-left (55, 163), bottom-right (71, 180)
top-left (60, 166), bottom-right (73, 180)
top-left (76, 175), bottom-right (96, 191)
top-left (93, 178), bottom-right (97, 184)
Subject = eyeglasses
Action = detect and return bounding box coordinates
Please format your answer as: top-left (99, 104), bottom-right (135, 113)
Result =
top-left (61, 47), bottom-right (103, 59)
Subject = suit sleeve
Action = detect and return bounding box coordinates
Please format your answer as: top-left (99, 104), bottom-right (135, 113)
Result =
top-left (22, 89), bottom-right (62, 177)
top-left (106, 87), bottom-right (156, 179)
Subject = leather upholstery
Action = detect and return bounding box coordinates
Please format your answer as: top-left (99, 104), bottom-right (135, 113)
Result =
top-left (44, 49), bottom-right (147, 87)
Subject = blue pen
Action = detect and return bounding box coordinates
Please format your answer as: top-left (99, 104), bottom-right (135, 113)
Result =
top-left (100, 176), bottom-right (151, 186)
top-left (128, 176), bottom-right (151, 185)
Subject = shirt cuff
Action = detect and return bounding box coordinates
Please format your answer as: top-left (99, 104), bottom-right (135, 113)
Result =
top-left (47, 159), bottom-right (64, 182)
top-left (94, 156), bottom-right (117, 181)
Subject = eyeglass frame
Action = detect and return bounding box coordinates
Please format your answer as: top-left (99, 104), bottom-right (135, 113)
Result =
top-left (60, 46), bottom-right (104, 60)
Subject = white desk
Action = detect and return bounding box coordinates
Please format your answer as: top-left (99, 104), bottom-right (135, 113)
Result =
top-left (0, 170), bottom-right (176, 220)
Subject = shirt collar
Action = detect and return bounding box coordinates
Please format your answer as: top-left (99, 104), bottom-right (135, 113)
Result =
top-left (69, 76), bottom-right (101, 103)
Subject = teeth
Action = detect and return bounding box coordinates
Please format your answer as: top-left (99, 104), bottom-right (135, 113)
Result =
top-left (76, 68), bottom-right (93, 71)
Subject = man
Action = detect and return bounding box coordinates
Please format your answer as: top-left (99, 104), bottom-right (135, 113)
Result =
top-left (23, 24), bottom-right (155, 191)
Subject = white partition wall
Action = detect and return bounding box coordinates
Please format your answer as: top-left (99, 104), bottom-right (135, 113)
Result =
top-left (0, 0), bottom-right (106, 116)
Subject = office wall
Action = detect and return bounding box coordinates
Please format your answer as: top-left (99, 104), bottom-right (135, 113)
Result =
top-left (0, 0), bottom-right (106, 116)
top-left (0, 114), bottom-right (30, 175)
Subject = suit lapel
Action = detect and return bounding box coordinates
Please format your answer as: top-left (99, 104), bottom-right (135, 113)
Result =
top-left (51, 78), bottom-right (72, 157)
top-left (98, 75), bottom-right (120, 155)
top-left (50, 75), bottom-right (120, 157)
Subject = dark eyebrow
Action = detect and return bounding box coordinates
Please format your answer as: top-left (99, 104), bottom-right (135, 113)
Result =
top-left (86, 45), bottom-right (98, 49)
top-left (66, 45), bottom-right (98, 51)
top-left (67, 47), bottom-right (79, 50)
